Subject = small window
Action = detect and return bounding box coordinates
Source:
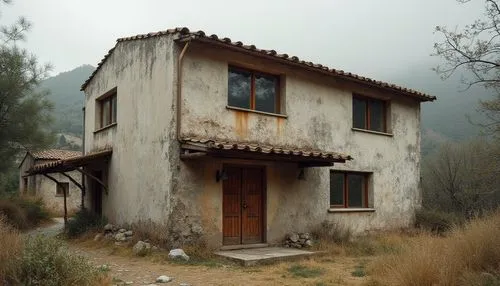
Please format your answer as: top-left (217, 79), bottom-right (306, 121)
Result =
top-left (56, 182), bottom-right (70, 197)
top-left (228, 66), bottom-right (280, 114)
top-left (330, 171), bottom-right (369, 208)
top-left (98, 90), bottom-right (117, 128)
top-left (353, 95), bottom-right (387, 132)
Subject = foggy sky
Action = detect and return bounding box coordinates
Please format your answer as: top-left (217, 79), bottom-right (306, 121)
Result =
top-left (2, 0), bottom-right (486, 86)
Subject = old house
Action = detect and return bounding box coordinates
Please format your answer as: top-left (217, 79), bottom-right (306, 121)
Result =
top-left (19, 149), bottom-right (82, 215)
top-left (29, 28), bottom-right (435, 248)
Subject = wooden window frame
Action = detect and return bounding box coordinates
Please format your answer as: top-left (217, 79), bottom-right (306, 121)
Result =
top-left (56, 182), bottom-right (70, 197)
top-left (99, 91), bottom-right (117, 128)
top-left (330, 171), bottom-right (369, 208)
top-left (353, 94), bottom-right (387, 132)
top-left (228, 66), bottom-right (281, 114)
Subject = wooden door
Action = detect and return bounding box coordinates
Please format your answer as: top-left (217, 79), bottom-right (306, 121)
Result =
top-left (223, 166), bottom-right (265, 245)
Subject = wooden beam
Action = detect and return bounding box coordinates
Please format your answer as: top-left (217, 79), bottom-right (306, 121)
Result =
top-left (180, 152), bottom-right (207, 160)
top-left (60, 172), bottom-right (85, 210)
top-left (60, 172), bottom-right (84, 192)
top-left (74, 168), bottom-right (108, 194)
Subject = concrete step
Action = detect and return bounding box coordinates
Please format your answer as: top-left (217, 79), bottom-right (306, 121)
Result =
top-left (214, 247), bottom-right (317, 266)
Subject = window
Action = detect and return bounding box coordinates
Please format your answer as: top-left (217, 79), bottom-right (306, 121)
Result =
top-left (56, 182), bottom-right (69, 197)
top-left (330, 171), bottom-right (368, 208)
top-left (23, 177), bottom-right (28, 193)
top-left (353, 95), bottom-right (387, 132)
top-left (228, 66), bottom-right (280, 114)
top-left (99, 90), bottom-right (117, 128)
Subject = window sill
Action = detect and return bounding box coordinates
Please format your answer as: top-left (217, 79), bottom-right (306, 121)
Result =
top-left (94, 123), bottom-right (117, 134)
top-left (351, 128), bottom-right (393, 137)
top-left (226, 106), bottom-right (288, 118)
top-left (328, 208), bottom-right (375, 213)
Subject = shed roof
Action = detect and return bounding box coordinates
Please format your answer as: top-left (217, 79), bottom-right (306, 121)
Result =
top-left (30, 149), bottom-right (82, 160)
top-left (81, 27), bottom-right (436, 102)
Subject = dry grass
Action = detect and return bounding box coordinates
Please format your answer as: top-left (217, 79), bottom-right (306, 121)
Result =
top-left (0, 216), bottom-right (23, 282)
top-left (369, 211), bottom-right (500, 286)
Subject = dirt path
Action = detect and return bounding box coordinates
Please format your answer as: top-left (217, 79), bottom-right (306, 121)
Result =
top-left (27, 221), bottom-right (369, 285)
top-left (25, 217), bottom-right (65, 237)
top-left (68, 243), bottom-right (369, 286)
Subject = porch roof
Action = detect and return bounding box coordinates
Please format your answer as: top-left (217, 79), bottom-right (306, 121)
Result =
top-left (180, 138), bottom-right (352, 166)
top-left (27, 149), bottom-right (113, 175)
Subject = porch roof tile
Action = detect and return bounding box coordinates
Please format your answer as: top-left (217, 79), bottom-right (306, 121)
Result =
top-left (181, 138), bottom-right (352, 163)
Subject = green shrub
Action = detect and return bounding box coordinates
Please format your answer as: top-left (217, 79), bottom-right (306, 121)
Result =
top-left (287, 264), bottom-right (325, 278)
top-left (18, 235), bottom-right (103, 285)
top-left (0, 199), bottom-right (28, 229)
top-left (415, 208), bottom-right (463, 234)
top-left (66, 209), bottom-right (106, 238)
top-left (13, 197), bottom-right (49, 225)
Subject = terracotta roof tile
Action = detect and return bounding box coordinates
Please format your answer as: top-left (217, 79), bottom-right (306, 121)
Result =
top-left (30, 149), bottom-right (82, 160)
top-left (81, 27), bottom-right (436, 101)
top-left (181, 138), bottom-right (352, 162)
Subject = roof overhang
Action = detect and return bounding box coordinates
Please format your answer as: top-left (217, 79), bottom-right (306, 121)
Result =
top-left (180, 138), bottom-right (352, 167)
top-left (27, 149), bottom-right (112, 175)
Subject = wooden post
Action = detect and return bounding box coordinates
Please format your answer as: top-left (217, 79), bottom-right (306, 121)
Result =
top-left (63, 184), bottom-right (67, 225)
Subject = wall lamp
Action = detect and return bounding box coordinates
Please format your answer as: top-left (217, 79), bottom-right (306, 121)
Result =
top-left (216, 169), bottom-right (228, 182)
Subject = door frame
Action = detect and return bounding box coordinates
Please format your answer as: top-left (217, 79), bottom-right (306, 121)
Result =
top-left (222, 163), bottom-right (267, 245)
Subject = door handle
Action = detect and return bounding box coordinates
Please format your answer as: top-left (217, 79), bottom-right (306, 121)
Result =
top-left (242, 202), bottom-right (248, 209)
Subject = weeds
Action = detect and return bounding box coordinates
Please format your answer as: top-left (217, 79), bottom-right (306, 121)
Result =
top-left (415, 208), bottom-right (463, 234)
top-left (287, 264), bottom-right (325, 278)
top-left (371, 211), bottom-right (500, 285)
top-left (351, 264), bottom-right (366, 277)
top-left (0, 196), bottom-right (49, 229)
top-left (0, 216), bottom-right (23, 282)
top-left (66, 209), bottom-right (106, 238)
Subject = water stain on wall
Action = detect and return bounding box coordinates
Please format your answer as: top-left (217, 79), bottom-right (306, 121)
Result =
top-left (234, 111), bottom-right (248, 138)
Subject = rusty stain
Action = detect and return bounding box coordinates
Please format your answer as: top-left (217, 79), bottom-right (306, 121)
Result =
top-left (276, 117), bottom-right (284, 137)
top-left (234, 111), bottom-right (248, 137)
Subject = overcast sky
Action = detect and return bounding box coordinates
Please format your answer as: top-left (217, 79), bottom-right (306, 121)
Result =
top-left (2, 0), bottom-right (485, 84)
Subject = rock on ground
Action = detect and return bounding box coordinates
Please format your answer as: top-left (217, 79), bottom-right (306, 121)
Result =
top-left (132, 241), bottom-right (151, 256)
top-left (156, 275), bottom-right (173, 283)
top-left (168, 249), bottom-right (190, 261)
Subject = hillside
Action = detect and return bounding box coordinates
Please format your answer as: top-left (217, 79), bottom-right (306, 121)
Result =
top-left (42, 65), bottom-right (94, 136)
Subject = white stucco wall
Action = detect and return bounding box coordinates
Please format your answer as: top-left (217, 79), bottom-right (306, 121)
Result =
top-left (83, 36), bottom-right (178, 225)
top-left (176, 43), bottom-right (423, 244)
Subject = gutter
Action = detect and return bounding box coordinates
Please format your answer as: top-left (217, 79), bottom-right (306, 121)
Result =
top-left (176, 41), bottom-right (191, 141)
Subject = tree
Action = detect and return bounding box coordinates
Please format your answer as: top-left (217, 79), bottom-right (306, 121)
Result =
top-left (434, 0), bottom-right (500, 137)
top-left (0, 1), bottom-right (53, 175)
top-left (422, 140), bottom-right (500, 216)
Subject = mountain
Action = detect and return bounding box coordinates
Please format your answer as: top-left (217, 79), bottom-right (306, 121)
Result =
top-left (387, 66), bottom-right (492, 155)
top-left (41, 65), bottom-right (94, 136)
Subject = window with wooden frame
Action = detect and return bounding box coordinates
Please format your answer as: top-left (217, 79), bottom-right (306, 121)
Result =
top-left (353, 95), bottom-right (387, 132)
top-left (98, 90), bottom-right (117, 128)
top-left (56, 182), bottom-right (69, 197)
top-left (330, 171), bottom-right (369, 208)
top-left (228, 66), bottom-right (281, 114)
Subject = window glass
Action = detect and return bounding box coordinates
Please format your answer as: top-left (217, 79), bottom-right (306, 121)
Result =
top-left (56, 182), bottom-right (69, 196)
top-left (111, 95), bottom-right (117, 124)
top-left (347, 174), bottom-right (364, 207)
top-left (330, 172), bottom-right (344, 206)
top-left (370, 100), bottom-right (384, 132)
top-left (353, 97), bottom-right (366, 129)
top-left (255, 74), bottom-right (277, 113)
top-left (102, 100), bottom-right (110, 127)
top-left (228, 69), bottom-right (251, 109)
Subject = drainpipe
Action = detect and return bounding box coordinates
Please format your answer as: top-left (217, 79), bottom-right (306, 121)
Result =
top-left (81, 106), bottom-right (86, 209)
top-left (176, 41), bottom-right (190, 141)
